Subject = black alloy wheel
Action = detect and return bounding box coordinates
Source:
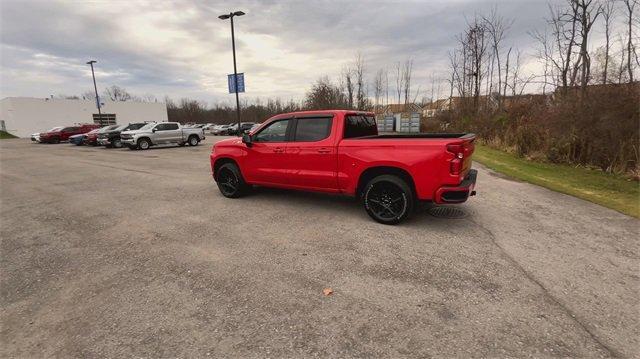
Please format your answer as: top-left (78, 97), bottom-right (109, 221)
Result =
top-left (363, 175), bottom-right (414, 225)
top-left (216, 163), bottom-right (248, 198)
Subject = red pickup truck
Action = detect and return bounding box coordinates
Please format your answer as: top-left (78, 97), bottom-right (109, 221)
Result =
top-left (39, 124), bottom-right (101, 144)
top-left (210, 110), bottom-right (476, 224)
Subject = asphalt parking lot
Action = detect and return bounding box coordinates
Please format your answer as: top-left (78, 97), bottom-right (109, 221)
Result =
top-left (1, 137), bottom-right (638, 357)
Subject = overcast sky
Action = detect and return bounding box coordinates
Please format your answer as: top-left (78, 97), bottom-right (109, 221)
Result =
top-left (0, 0), bottom-right (619, 106)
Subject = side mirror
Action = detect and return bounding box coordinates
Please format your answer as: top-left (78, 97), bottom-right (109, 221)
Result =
top-left (242, 133), bottom-right (253, 147)
top-left (152, 128), bottom-right (157, 132)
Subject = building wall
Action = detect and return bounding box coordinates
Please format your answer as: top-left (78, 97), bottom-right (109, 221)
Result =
top-left (0, 97), bottom-right (168, 137)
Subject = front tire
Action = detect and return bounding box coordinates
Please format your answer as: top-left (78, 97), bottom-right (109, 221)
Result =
top-left (216, 163), bottom-right (249, 198)
top-left (138, 138), bottom-right (151, 150)
top-left (112, 138), bottom-right (123, 148)
top-left (363, 175), bottom-right (414, 225)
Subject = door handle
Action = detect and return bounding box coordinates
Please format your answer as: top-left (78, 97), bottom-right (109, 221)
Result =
top-left (274, 147), bottom-right (284, 153)
top-left (317, 148), bottom-right (330, 153)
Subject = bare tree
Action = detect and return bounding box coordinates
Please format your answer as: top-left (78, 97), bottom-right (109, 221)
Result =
top-left (448, 50), bottom-right (463, 98)
top-left (616, 33), bottom-right (629, 82)
top-left (504, 46), bottom-right (512, 96)
top-left (354, 53), bottom-right (367, 109)
top-left (385, 68), bottom-right (389, 107)
top-left (394, 61), bottom-right (403, 104)
top-left (602, 0), bottom-right (616, 83)
top-left (402, 59), bottom-right (413, 104)
top-left (547, 2), bottom-right (580, 90)
top-left (374, 69), bottom-right (384, 110)
top-left (341, 66), bottom-right (354, 109)
top-left (460, 16), bottom-right (489, 109)
top-left (531, 29), bottom-right (556, 93)
top-left (575, 0), bottom-right (604, 90)
top-left (141, 94), bottom-right (158, 103)
top-left (81, 90), bottom-right (96, 101)
top-left (482, 6), bottom-right (513, 102)
top-left (622, 0), bottom-right (638, 82)
top-left (104, 85), bottom-right (133, 101)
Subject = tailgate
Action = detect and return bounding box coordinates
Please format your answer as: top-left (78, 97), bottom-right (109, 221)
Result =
top-left (461, 137), bottom-right (475, 176)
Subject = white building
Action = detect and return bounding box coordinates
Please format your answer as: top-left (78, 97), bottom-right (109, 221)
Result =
top-left (0, 97), bottom-right (168, 137)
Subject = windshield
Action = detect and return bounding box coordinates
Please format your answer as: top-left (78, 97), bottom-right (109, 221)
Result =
top-left (124, 123), bottom-right (147, 131)
top-left (104, 125), bottom-right (119, 132)
top-left (47, 126), bottom-right (63, 132)
top-left (137, 123), bottom-right (156, 131)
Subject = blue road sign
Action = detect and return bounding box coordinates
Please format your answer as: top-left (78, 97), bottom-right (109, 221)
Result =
top-left (228, 73), bottom-right (245, 93)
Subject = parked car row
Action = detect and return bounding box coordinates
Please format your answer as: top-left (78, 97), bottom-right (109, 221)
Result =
top-left (31, 122), bottom-right (206, 150)
top-left (210, 122), bottom-right (258, 136)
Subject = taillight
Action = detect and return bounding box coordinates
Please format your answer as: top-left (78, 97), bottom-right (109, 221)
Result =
top-left (447, 144), bottom-right (464, 175)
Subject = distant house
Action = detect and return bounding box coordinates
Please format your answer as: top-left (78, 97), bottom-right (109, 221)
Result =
top-left (501, 94), bottom-right (550, 110)
top-left (422, 98), bottom-right (453, 117)
top-left (375, 103), bottom-right (423, 117)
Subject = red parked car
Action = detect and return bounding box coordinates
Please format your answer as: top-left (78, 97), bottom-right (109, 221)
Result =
top-left (210, 110), bottom-right (477, 224)
top-left (39, 124), bottom-right (101, 144)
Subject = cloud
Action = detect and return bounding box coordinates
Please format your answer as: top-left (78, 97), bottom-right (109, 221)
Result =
top-left (0, 0), bottom-right (616, 105)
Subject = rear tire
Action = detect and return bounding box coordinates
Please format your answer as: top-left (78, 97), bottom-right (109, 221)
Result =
top-left (216, 163), bottom-right (249, 198)
top-left (362, 174), bottom-right (414, 225)
top-left (52, 137), bottom-right (60, 144)
top-left (188, 135), bottom-right (199, 146)
top-left (138, 138), bottom-right (151, 150)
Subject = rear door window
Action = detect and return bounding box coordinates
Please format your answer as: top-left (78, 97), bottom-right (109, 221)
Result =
top-left (294, 117), bottom-right (333, 142)
top-left (344, 115), bottom-right (377, 138)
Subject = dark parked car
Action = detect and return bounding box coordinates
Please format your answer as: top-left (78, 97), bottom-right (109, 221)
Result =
top-left (227, 122), bottom-right (256, 136)
top-left (97, 122), bottom-right (148, 148)
top-left (84, 125), bottom-right (119, 146)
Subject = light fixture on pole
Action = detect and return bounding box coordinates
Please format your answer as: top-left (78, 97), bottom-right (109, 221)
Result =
top-left (219, 11), bottom-right (245, 136)
top-left (86, 60), bottom-right (102, 122)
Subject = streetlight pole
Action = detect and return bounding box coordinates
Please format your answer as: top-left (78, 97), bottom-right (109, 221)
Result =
top-left (86, 60), bottom-right (101, 123)
top-left (219, 11), bottom-right (245, 136)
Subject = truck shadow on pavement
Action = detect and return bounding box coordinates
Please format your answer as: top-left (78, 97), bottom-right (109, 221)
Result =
top-left (237, 186), bottom-right (472, 224)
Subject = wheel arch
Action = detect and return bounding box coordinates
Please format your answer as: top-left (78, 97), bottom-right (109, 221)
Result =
top-left (137, 136), bottom-right (152, 145)
top-left (356, 166), bottom-right (417, 199)
top-left (213, 157), bottom-right (239, 181)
